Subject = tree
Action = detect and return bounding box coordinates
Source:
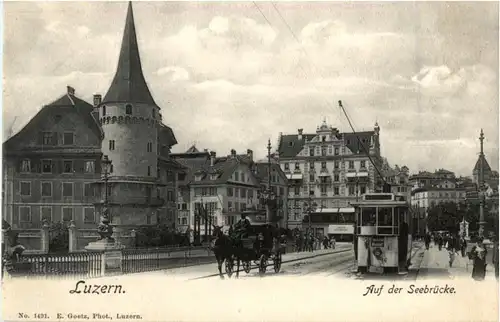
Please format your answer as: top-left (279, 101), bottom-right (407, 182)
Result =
top-left (426, 202), bottom-right (464, 233)
top-left (48, 222), bottom-right (69, 253)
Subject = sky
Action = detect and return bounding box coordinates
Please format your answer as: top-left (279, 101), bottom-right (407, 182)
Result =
top-left (3, 1), bottom-right (499, 176)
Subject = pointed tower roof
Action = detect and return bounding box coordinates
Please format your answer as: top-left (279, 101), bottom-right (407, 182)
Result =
top-left (474, 154), bottom-right (492, 172)
top-left (102, 2), bottom-right (157, 106)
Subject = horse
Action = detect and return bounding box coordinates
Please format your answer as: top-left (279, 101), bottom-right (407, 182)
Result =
top-left (211, 225), bottom-right (235, 279)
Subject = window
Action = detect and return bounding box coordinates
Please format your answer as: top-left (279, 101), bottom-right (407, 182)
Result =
top-left (109, 140), bottom-right (115, 151)
top-left (241, 173), bottom-right (245, 183)
top-left (19, 206), bottom-right (31, 222)
top-left (320, 186), bottom-right (327, 195)
top-left (227, 187), bottom-right (233, 197)
top-left (147, 142), bottom-right (153, 152)
top-left (294, 186), bottom-right (300, 195)
top-left (152, 108), bottom-right (156, 119)
top-left (125, 104), bottom-right (132, 115)
top-left (20, 182), bottom-right (31, 196)
top-left (360, 161), bottom-right (366, 169)
top-left (309, 162), bottom-right (314, 170)
top-left (284, 163), bottom-right (289, 170)
top-left (241, 189), bottom-right (246, 198)
top-left (209, 187), bottom-right (217, 195)
top-left (62, 208), bottom-right (73, 222)
top-left (309, 174), bottom-right (315, 182)
top-left (334, 147), bottom-right (339, 155)
top-left (322, 136), bottom-right (326, 142)
top-left (321, 147), bottom-right (327, 156)
top-left (167, 190), bottom-right (174, 202)
top-left (147, 166), bottom-right (151, 176)
top-left (361, 207), bottom-right (376, 226)
top-left (84, 208), bottom-right (95, 223)
top-left (178, 173), bottom-right (186, 181)
top-left (20, 159), bottom-right (31, 173)
top-left (309, 190), bottom-right (315, 196)
top-left (321, 162), bottom-right (326, 169)
top-left (377, 207), bottom-right (393, 226)
top-left (62, 182), bottom-right (73, 197)
top-left (63, 160), bottom-right (73, 173)
top-left (348, 186), bottom-right (355, 195)
top-left (334, 187), bottom-right (339, 195)
top-left (234, 188), bottom-right (239, 198)
top-left (84, 183), bottom-right (94, 197)
top-left (360, 185), bottom-right (366, 194)
top-left (334, 161), bottom-right (339, 169)
top-left (334, 174), bottom-right (340, 182)
top-left (84, 161), bottom-right (95, 173)
top-left (63, 132), bottom-right (74, 145)
top-left (42, 132), bottom-right (53, 145)
top-left (309, 148), bottom-right (315, 156)
top-left (41, 207), bottom-right (52, 222)
top-left (295, 163), bottom-right (300, 170)
top-left (102, 105), bottom-right (107, 116)
top-left (42, 160), bottom-right (52, 173)
top-left (234, 172), bottom-right (239, 181)
top-left (349, 161), bottom-right (355, 169)
top-left (41, 182), bottom-right (52, 197)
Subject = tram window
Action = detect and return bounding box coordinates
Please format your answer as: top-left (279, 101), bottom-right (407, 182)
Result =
top-left (361, 207), bottom-right (376, 226)
top-left (377, 207), bottom-right (392, 226)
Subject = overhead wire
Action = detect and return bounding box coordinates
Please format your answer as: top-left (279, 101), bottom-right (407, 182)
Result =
top-left (253, 1), bottom-right (390, 188)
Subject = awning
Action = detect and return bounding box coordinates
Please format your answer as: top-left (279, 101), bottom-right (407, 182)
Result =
top-left (312, 207), bottom-right (355, 214)
top-left (288, 174), bottom-right (303, 180)
top-left (345, 172), bottom-right (369, 178)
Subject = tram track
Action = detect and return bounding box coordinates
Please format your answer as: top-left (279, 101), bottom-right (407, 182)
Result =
top-left (188, 248), bottom-right (352, 281)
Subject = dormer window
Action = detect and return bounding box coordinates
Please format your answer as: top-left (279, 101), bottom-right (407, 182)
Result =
top-left (210, 174), bottom-right (218, 180)
top-left (322, 136), bottom-right (326, 142)
top-left (125, 104), bottom-right (132, 115)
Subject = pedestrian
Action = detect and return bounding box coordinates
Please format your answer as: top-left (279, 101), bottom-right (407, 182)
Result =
top-left (492, 236), bottom-right (499, 281)
top-left (460, 235), bottom-right (467, 257)
top-left (331, 236), bottom-right (336, 249)
top-left (438, 234), bottom-right (443, 251)
top-left (470, 237), bottom-right (488, 281)
top-left (424, 233), bottom-right (431, 250)
top-left (447, 234), bottom-right (458, 267)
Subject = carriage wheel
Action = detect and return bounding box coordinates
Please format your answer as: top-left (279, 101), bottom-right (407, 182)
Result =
top-left (243, 260), bottom-right (251, 274)
top-left (225, 256), bottom-right (235, 278)
top-left (274, 253), bottom-right (282, 273)
top-left (258, 254), bottom-right (267, 276)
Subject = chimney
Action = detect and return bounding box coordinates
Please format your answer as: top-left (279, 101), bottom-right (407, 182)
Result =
top-left (210, 151), bottom-right (216, 166)
top-left (93, 94), bottom-right (102, 107)
top-left (246, 149), bottom-right (253, 161)
top-left (230, 149), bottom-right (236, 158)
top-left (298, 128), bottom-right (303, 140)
top-left (67, 86), bottom-right (75, 95)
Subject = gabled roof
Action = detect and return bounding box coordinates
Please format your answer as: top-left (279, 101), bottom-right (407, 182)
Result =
top-left (277, 130), bottom-right (374, 159)
top-left (186, 145), bottom-right (200, 153)
top-left (254, 162), bottom-right (288, 185)
top-left (3, 90), bottom-right (102, 151)
top-left (102, 2), bottom-right (156, 106)
top-left (158, 123), bottom-right (177, 147)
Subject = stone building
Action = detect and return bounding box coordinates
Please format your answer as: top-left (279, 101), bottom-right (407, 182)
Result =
top-left (2, 3), bottom-right (183, 251)
top-left (276, 120), bottom-right (383, 237)
top-left (172, 147), bottom-right (289, 239)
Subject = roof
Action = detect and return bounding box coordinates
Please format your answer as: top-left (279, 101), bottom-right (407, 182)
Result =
top-left (102, 2), bottom-right (157, 106)
top-left (186, 145), bottom-right (200, 153)
top-left (277, 130), bottom-right (374, 159)
top-left (473, 154), bottom-right (492, 173)
top-left (158, 124), bottom-right (177, 147)
top-left (3, 90), bottom-right (102, 150)
top-left (254, 162), bottom-right (287, 185)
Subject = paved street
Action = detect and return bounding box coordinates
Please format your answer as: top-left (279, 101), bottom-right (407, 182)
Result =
top-left (90, 244), bottom-right (354, 282)
top-left (416, 243), bottom-right (497, 281)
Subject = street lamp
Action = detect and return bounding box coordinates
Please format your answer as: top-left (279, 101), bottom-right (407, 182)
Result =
top-left (303, 193), bottom-right (318, 234)
top-left (259, 139), bottom-right (277, 226)
top-left (478, 129), bottom-right (486, 238)
top-left (97, 155), bottom-right (113, 242)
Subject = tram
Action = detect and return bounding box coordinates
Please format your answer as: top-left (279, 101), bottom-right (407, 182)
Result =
top-left (351, 193), bottom-right (413, 274)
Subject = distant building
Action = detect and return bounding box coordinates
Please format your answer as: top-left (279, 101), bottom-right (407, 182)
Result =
top-left (409, 169), bottom-right (456, 190)
top-left (2, 3), bottom-right (183, 250)
top-left (172, 147), bottom-right (288, 239)
top-left (276, 120), bottom-right (383, 237)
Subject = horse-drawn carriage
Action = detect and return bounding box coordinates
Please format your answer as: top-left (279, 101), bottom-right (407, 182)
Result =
top-left (212, 223), bottom-right (285, 278)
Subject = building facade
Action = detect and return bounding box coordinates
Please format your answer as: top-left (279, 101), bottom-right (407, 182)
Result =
top-left (276, 120), bottom-right (383, 238)
top-left (2, 3), bottom-right (182, 250)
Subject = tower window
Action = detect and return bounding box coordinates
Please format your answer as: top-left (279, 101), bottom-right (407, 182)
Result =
top-left (152, 108), bottom-right (155, 119)
top-left (125, 104), bottom-right (132, 115)
top-left (102, 105), bottom-right (106, 116)
top-left (148, 166), bottom-right (151, 176)
top-left (147, 142), bottom-right (153, 152)
top-left (109, 140), bottom-right (115, 151)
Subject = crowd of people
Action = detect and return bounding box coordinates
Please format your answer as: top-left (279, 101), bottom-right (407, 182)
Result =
top-left (424, 231), bottom-right (499, 281)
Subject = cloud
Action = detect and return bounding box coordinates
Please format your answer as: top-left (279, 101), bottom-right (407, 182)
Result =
top-left (3, 2), bottom-right (498, 177)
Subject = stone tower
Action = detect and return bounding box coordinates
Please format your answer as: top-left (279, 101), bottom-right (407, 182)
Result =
top-left (97, 2), bottom-right (163, 237)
